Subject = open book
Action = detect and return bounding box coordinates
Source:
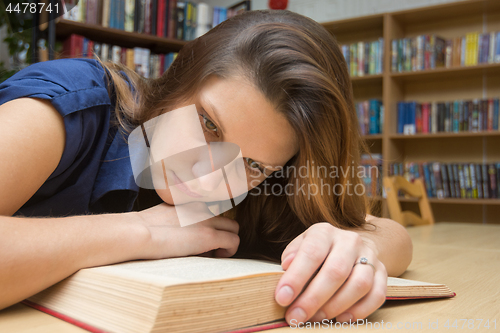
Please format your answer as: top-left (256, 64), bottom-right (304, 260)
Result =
top-left (24, 257), bottom-right (455, 333)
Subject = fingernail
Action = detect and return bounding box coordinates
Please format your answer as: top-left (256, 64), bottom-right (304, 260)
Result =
top-left (336, 313), bottom-right (353, 323)
top-left (276, 285), bottom-right (294, 306)
top-left (288, 307), bottom-right (306, 323)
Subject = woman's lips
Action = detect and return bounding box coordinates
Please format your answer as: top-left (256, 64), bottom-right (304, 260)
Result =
top-left (171, 172), bottom-right (203, 198)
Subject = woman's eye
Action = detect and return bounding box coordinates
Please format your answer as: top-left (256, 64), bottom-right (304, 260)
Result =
top-left (245, 158), bottom-right (265, 174)
top-left (201, 114), bottom-right (218, 133)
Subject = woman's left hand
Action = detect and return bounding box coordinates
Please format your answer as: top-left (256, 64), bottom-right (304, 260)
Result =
top-left (275, 222), bottom-right (387, 325)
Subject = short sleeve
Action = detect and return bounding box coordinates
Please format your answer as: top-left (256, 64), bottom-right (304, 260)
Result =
top-left (0, 58), bottom-right (113, 179)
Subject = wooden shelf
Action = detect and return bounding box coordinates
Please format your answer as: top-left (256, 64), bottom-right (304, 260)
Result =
top-left (363, 134), bottom-right (383, 140)
top-left (350, 74), bottom-right (383, 84)
top-left (389, 131), bottom-right (500, 139)
top-left (391, 0), bottom-right (500, 26)
top-left (397, 197), bottom-right (500, 205)
top-left (322, 14), bottom-right (383, 44)
top-left (390, 62), bottom-right (500, 82)
top-left (55, 19), bottom-right (187, 54)
top-left (322, 13), bottom-right (383, 35)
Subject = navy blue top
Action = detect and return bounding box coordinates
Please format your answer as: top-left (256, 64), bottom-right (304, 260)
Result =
top-left (0, 58), bottom-right (144, 217)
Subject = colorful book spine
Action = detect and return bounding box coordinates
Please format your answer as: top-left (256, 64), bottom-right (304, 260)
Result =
top-left (389, 162), bottom-right (500, 200)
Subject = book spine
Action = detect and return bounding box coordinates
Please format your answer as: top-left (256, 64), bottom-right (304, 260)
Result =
top-left (416, 103), bottom-right (422, 133)
top-left (475, 163), bottom-right (483, 199)
top-left (397, 102), bottom-right (404, 134)
top-left (453, 100), bottom-right (459, 132)
top-left (433, 162), bottom-right (444, 199)
top-left (358, 41), bottom-right (364, 76)
top-left (431, 102), bottom-right (438, 133)
top-left (447, 164), bottom-right (456, 198)
top-left (488, 98), bottom-right (494, 131)
top-left (157, 0), bottom-right (164, 36)
top-left (489, 164), bottom-right (498, 198)
top-left (458, 164), bottom-right (466, 198)
top-left (176, 1), bottom-right (185, 40)
top-left (151, 0), bottom-right (157, 35)
top-left (144, 0), bottom-right (151, 34)
top-left (134, 0), bottom-right (140, 32)
top-left (497, 163), bottom-right (500, 198)
top-left (496, 32), bottom-right (500, 63)
top-left (441, 163), bottom-right (450, 198)
top-left (494, 99), bottom-right (499, 131)
top-left (482, 164), bottom-right (489, 199)
top-left (470, 163), bottom-right (478, 198)
top-left (463, 163), bottom-right (472, 198)
top-left (452, 163), bottom-right (460, 198)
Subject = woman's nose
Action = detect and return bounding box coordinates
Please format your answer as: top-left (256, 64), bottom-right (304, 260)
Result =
top-left (191, 160), bottom-right (225, 193)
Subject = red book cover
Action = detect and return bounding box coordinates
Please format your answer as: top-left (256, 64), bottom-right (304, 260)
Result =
top-left (87, 40), bottom-right (94, 58)
top-left (422, 102), bottom-right (429, 133)
top-left (416, 103), bottom-right (422, 133)
top-left (488, 98), bottom-right (494, 131)
top-left (63, 34), bottom-right (81, 58)
top-left (21, 300), bottom-right (289, 333)
top-left (168, 0), bottom-right (177, 39)
top-left (157, 0), bottom-right (165, 37)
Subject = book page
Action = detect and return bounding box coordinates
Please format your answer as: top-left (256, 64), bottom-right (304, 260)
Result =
top-left (83, 257), bottom-right (284, 287)
top-left (388, 277), bottom-right (443, 287)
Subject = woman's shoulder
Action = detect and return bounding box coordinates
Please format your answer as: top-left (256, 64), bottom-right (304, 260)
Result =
top-left (2, 58), bottom-right (108, 87)
top-left (0, 58), bottom-right (113, 116)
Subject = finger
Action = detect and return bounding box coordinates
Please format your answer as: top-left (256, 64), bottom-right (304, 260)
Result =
top-left (275, 228), bottom-right (332, 311)
top-left (281, 252), bottom-right (296, 271)
top-left (308, 260), bottom-right (375, 322)
top-left (183, 227), bottom-right (240, 258)
top-left (280, 233), bottom-right (304, 268)
top-left (201, 216), bottom-right (240, 235)
top-left (335, 265), bottom-right (387, 323)
top-left (210, 229), bottom-right (240, 257)
top-left (285, 236), bottom-right (360, 324)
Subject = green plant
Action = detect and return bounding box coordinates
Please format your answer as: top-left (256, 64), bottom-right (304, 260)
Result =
top-left (0, 0), bottom-right (34, 82)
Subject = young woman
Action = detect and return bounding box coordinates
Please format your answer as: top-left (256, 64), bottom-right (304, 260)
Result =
top-left (0, 9), bottom-right (412, 325)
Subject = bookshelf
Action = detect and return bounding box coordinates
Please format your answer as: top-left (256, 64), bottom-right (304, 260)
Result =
top-left (43, 0), bottom-right (500, 223)
top-left (55, 19), bottom-right (186, 54)
top-left (322, 0), bottom-right (500, 223)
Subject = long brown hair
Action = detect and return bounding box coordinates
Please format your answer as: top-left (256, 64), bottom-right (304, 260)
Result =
top-left (99, 9), bottom-right (373, 262)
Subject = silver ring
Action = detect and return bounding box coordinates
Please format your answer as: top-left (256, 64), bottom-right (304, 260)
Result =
top-left (353, 257), bottom-right (375, 271)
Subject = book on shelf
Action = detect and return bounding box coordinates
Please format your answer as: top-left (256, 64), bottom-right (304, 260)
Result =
top-left (390, 162), bottom-right (500, 199)
top-left (341, 38), bottom-right (384, 77)
top-left (391, 31), bottom-right (500, 73)
top-left (396, 98), bottom-right (500, 135)
top-left (61, 34), bottom-right (178, 78)
top-left (356, 99), bottom-right (383, 135)
top-left (361, 153), bottom-right (382, 198)
top-left (62, 0), bottom-right (248, 41)
top-left (22, 256), bottom-right (455, 333)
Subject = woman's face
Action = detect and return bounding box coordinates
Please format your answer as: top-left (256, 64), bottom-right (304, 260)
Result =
top-left (155, 75), bottom-right (299, 206)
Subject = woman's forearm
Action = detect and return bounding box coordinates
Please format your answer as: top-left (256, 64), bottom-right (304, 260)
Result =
top-left (353, 215), bottom-right (413, 277)
top-left (0, 212), bottom-right (148, 310)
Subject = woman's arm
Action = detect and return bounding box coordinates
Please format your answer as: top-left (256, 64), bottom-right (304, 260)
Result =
top-left (354, 214), bottom-right (413, 277)
top-left (0, 98), bottom-right (240, 310)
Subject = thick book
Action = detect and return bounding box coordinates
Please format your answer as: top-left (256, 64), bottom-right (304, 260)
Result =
top-left (23, 257), bottom-right (455, 333)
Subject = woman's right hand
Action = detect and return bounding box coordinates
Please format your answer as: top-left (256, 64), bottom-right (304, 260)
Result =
top-left (131, 203), bottom-right (240, 259)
